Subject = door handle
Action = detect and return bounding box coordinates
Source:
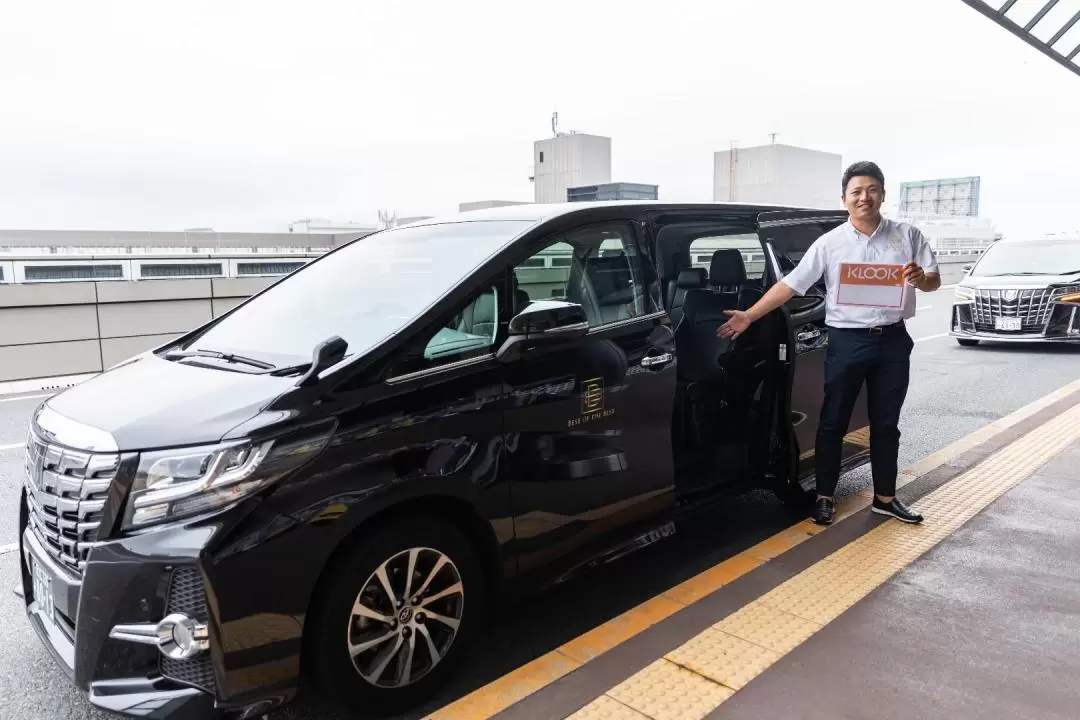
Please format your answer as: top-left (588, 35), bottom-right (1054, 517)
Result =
top-left (641, 352), bottom-right (673, 368)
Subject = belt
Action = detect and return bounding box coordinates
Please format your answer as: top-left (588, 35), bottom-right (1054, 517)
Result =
top-left (829, 321), bottom-right (906, 336)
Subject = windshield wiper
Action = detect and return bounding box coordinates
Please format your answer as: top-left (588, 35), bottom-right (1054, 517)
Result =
top-left (165, 348), bottom-right (277, 370)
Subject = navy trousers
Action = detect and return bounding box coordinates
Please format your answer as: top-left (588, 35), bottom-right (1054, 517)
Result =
top-left (815, 324), bottom-right (914, 499)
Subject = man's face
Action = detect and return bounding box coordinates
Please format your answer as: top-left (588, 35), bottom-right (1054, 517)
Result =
top-left (843, 176), bottom-right (884, 222)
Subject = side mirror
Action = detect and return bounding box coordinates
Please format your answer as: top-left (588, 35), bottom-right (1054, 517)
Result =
top-left (962, 264), bottom-right (973, 274)
top-left (496, 300), bottom-right (589, 362)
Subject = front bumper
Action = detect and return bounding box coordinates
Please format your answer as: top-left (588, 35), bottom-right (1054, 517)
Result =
top-left (950, 302), bottom-right (1080, 342)
top-left (17, 492), bottom-right (296, 720)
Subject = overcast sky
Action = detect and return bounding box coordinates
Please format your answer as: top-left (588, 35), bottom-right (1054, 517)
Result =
top-left (1, 0), bottom-right (1078, 239)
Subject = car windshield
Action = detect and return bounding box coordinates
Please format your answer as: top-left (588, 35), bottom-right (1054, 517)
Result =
top-left (184, 220), bottom-right (532, 363)
top-left (970, 240), bottom-right (1080, 277)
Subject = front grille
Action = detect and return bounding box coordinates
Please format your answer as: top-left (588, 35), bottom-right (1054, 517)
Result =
top-left (160, 567), bottom-right (216, 694)
top-left (971, 287), bottom-right (1055, 332)
top-left (23, 429), bottom-right (118, 576)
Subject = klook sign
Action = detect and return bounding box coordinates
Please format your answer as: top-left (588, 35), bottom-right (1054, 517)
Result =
top-left (836, 262), bottom-right (907, 308)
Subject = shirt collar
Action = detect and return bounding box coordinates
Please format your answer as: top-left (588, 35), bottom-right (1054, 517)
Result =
top-left (848, 216), bottom-right (888, 240)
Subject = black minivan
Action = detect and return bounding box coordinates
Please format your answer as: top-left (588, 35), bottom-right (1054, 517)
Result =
top-left (18, 202), bottom-right (872, 719)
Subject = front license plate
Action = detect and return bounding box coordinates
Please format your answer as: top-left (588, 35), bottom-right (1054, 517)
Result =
top-left (995, 317), bottom-right (1023, 331)
top-left (30, 556), bottom-right (55, 624)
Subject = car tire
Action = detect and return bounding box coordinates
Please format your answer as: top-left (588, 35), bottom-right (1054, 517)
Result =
top-left (957, 338), bottom-right (980, 347)
top-left (307, 514), bottom-right (485, 717)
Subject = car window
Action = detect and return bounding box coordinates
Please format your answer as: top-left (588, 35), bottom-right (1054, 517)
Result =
top-left (969, 240), bottom-right (1080, 277)
top-left (513, 223), bottom-right (656, 328)
top-left (766, 223), bottom-right (837, 294)
top-left (689, 233), bottom-right (767, 284)
top-left (422, 286), bottom-right (499, 361)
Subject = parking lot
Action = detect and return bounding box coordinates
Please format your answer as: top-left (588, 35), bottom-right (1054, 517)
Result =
top-left (2, 296), bottom-right (1080, 719)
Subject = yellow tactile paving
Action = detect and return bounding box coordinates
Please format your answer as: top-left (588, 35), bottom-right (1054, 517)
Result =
top-left (606, 659), bottom-right (735, 720)
top-left (666, 627), bottom-right (781, 691)
top-left (565, 695), bottom-right (651, 720)
top-left (570, 400), bottom-right (1080, 719)
top-left (712, 600), bottom-right (821, 655)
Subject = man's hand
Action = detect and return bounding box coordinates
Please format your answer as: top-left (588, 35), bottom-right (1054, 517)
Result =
top-left (903, 261), bottom-right (926, 289)
top-left (717, 310), bottom-right (752, 340)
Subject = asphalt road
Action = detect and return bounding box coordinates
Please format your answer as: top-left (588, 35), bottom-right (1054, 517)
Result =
top-left (1, 293), bottom-right (1079, 720)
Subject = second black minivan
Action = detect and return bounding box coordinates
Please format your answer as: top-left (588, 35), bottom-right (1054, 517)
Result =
top-left (18, 201), bottom-right (872, 719)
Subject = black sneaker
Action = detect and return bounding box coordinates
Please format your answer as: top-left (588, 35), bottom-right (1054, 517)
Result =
top-left (811, 497), bottom-right (835, 525)
top-left (872, 497), bottom-right (923, 524)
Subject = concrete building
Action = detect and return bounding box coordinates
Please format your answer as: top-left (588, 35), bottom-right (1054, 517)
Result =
top-left (0, 228), bottom-right (373, 286)
top-left (458, 200), bottom-right (529, 213)
top-left (567, 182), bottom-right (658, 203)
top-left (531, 133), bottom-right (612, 204)
top-left (714, 143), bottom-right (843, 210)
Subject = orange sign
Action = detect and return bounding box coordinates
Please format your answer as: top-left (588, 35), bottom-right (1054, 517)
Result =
top-left (837, 262), bottom-right (906, 308)
top-left (840, 263), bottom-right (905, 286)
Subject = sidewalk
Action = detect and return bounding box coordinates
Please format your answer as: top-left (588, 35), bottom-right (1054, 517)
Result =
top-left (714, 436), bottom-right (1080, 720)
top-left (452, 382), bottom-right (1080, 720)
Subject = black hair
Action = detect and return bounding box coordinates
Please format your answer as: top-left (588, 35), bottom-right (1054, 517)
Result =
top-left (842, 161), bottom-right (885, 194)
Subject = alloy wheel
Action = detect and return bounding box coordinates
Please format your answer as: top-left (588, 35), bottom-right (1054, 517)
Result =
top-left (346, 546), bottom-right (465, 688)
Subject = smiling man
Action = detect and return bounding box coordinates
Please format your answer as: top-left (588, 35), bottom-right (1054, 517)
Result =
top-left (718, 161), bottom-right (941, 525)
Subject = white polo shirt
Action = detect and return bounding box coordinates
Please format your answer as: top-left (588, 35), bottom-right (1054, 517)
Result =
top-left (780, 217), bottom-right (939, 329)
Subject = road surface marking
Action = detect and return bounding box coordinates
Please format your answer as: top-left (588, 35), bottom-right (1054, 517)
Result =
top-left (0, 543), bottom-right (18, 556)
top-left (0, 443), bottom-right (23, 452)
top-left (0, 393), bottom-right (51, 404)
top-left (429, 376), bottom-right (1080, 720)
top-left (570, 400), bottom-right (1080, 718)
top-left (913, 332), bottom-right (949, 343)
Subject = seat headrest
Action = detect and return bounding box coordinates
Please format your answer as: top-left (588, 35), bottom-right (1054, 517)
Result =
top-left (676, 268), bottom-right (708, 288)
top-left (710, 249), bottom-right (747, 286)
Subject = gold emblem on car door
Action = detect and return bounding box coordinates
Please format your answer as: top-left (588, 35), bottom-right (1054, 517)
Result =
top-left (581, 377), bottom-right (604, 414)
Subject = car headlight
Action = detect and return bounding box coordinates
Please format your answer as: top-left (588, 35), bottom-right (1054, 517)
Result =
top-left (1053, 285), bottom-right (1080, 304)
top-left (954, 286), bottom-right (974, 302)
top-left (123, 423), bottom-right (334, 530)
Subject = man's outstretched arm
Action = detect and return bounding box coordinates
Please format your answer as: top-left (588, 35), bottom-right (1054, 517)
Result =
top-left (717, 281), bottom-right (797, 340)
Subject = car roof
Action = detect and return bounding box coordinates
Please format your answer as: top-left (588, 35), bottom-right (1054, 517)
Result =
top-left (405, 200), bottom-right (822, 228)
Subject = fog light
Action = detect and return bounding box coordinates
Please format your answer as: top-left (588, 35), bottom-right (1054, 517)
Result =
top-left (110, 612), bottom-right (209, 659)
top-left (158, 613), bottom-right (210, 659)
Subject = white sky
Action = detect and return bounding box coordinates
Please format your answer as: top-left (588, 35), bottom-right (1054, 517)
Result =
top-left (0, 0), bottom-right (1078, 239)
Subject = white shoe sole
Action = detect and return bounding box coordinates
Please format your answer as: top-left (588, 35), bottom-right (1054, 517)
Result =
top-left (871, 506), bottom-right (923, 523)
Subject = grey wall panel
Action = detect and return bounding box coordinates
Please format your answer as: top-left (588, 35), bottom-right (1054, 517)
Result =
top-left (101, 334), bottom-right (178, 368)
top-left (0, 340), bottom-right (102, 382)
top-left (0, 282), bottom-right (97, 308)
top-left (212, 297), bottom-right (244, 317)
top-left (96, 279), bottom-right (213, 303)
top-left (212, 277), bottom-right (277, 298)
top-left (0, 305), bottom-right (99, 345)
top-left (97, 299), bottom-right (213, 338)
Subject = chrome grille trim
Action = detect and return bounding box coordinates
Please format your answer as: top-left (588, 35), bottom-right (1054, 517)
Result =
top-left (971, 287), bottom-right (1055, 332)
top-left (23, 427), bottom-right (119, 575)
